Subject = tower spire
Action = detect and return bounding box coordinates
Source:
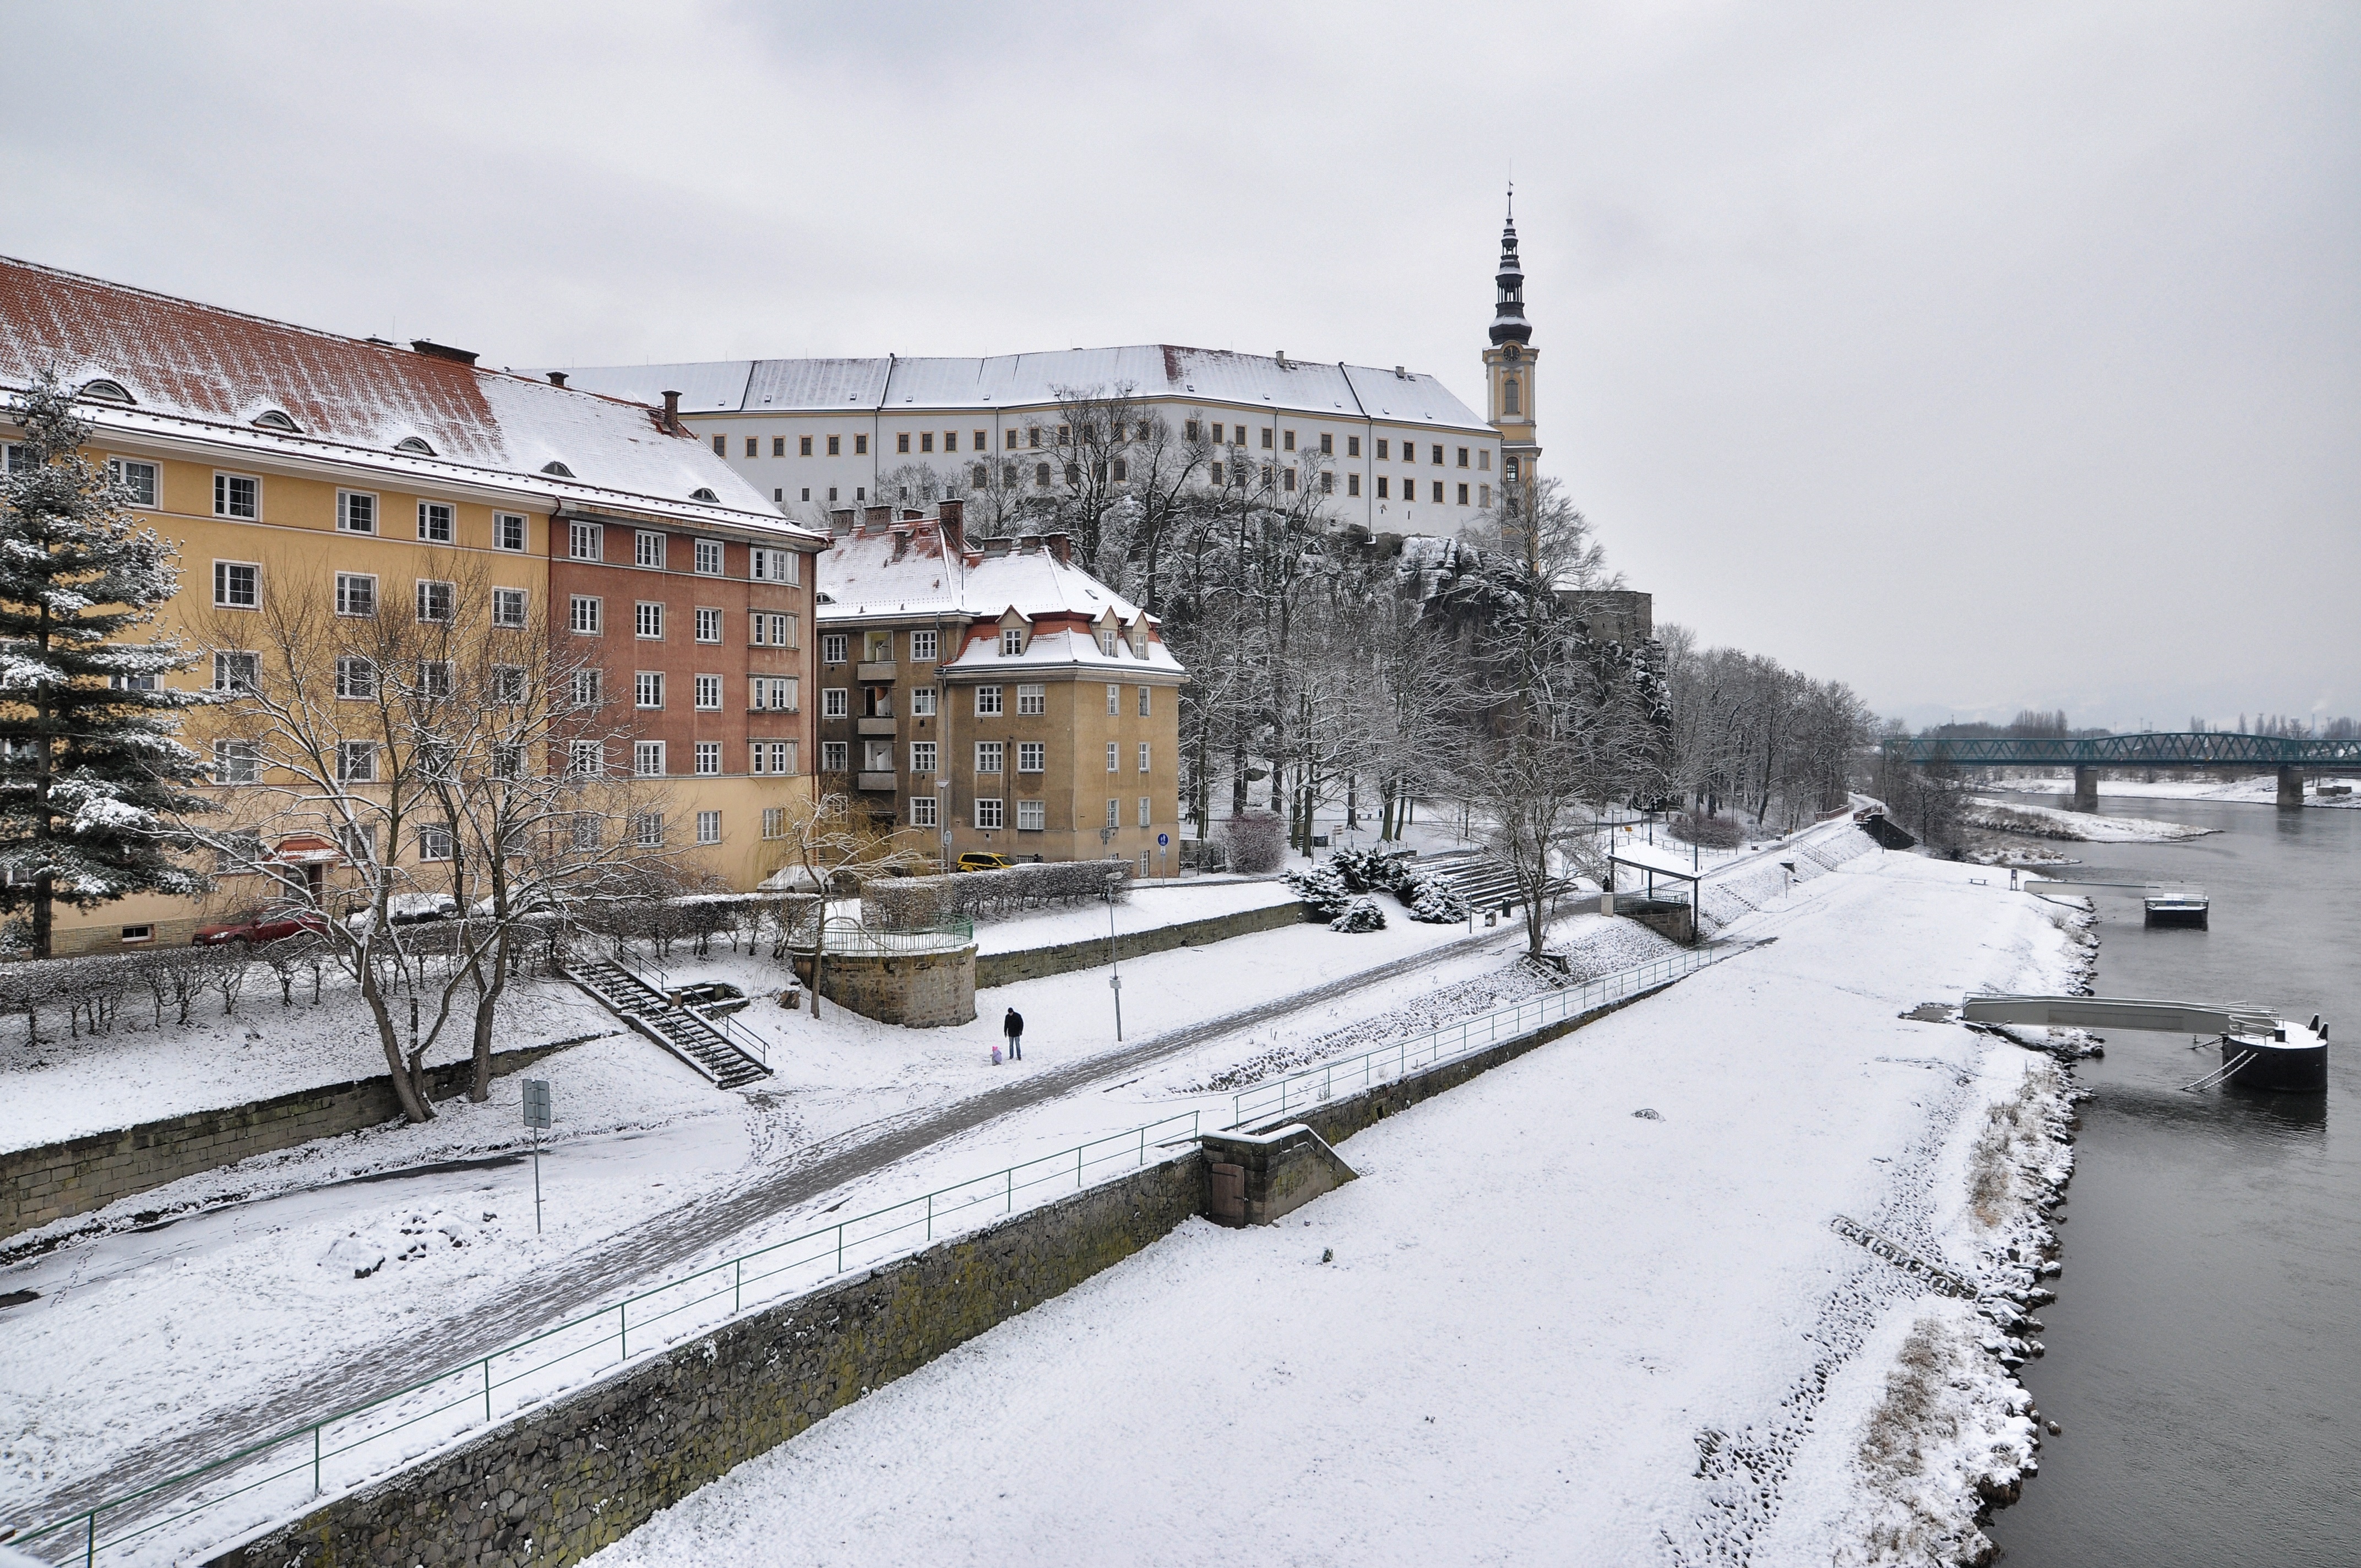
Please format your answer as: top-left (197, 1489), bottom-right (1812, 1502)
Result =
top-left (1489, 189), bottom-right (1531, 347)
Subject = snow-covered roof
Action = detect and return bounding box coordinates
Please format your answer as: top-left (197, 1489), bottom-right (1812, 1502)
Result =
top-left (0, 256), bottom-right (822, 542)
top-left (817, 518), bottom-right (1185, 679)
top-left (549, 346), bottom-right (1490, 432)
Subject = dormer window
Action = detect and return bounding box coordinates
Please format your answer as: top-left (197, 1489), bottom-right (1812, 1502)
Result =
top-left (394, 436), bottom-right (434, 456)
top-left (999, 628), bottom-right (1024, 657)
top-left (690, 487), bottom-right (719, 502)
top-left (541, 460), bottom-right (574, 477)
top-left (1098, 630), bottom-right (1118, 656)
top-left (80, 379), bottom-right (133, 404)
top-left (253, 409), bottom-right (300, 432)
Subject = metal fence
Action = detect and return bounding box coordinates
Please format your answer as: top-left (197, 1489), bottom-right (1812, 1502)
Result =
top-left (12, 1109), bottom-right (1202, 1565)
top-left (1223, 944), bottom-right (1731, 1130)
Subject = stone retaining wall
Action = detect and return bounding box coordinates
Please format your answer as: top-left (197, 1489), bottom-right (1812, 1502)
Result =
top-left (206, 1155), bottom-right (1206, 1568)
top-left (1, 1036), bottom-right (601, 1243)
top-left (976, 897), bottom-right (1305, 988)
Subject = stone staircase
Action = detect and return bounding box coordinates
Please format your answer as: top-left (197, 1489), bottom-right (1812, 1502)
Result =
top-left (565, 959), bottom-right (771, 1090)
top-left (1412, 850), bottom-right (1539, 911)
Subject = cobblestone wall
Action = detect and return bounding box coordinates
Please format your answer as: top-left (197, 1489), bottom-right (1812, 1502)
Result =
top-left (205, 1155), bottom-right (1205, 1568)
top-left (1, 1037), bottom-right (600, 1243)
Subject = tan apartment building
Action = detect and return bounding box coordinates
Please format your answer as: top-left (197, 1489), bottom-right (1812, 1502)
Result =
top-left (815, 502), bottom-right (1187, 878)
top-left (0, 256), bottom-right (825, 954)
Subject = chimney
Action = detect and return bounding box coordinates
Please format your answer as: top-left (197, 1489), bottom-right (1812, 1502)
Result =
top-left (829, 507), bottom-right (855, 535)
top-left (1041, 530), bottom-right (1073, 565)
top-left (410, 339), bottom-right (479, 366)
top-left (862, 504), bottom-right (893, 532)
top-left (901, 508), bottom-right (923, 521)
top-left (661, 390), bottom-right (682, 434)
top-left (546, 371), bottom-right (568, 388)
top-left (936, 498), bottom-right (965, 554)
top-left (1016, 534), bottom-right (1040, 553)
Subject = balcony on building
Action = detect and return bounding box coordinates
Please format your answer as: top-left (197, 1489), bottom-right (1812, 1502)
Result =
top-left (856, 716), bottom-right (897, 737)
top-left (855, 771), bottom-right (897, 793)
top-left (855, 660), bottom-right (896, 683)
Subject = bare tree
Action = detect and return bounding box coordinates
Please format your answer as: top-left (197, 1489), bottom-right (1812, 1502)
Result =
top-left (759, 790), bottom-right (932, 1020)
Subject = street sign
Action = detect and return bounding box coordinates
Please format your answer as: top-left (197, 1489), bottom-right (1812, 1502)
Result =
top-left (521, 1079), bottom-right (552, 1130)
top-left (1157, 832), bottom-right (1169, 847)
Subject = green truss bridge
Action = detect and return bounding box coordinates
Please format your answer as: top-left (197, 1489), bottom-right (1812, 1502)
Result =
top-left (1882, 732), bottom-right (2361, 808)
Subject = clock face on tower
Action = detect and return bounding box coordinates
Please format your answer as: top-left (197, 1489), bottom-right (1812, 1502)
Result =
top-left (1504, 344), bottom-right (1521, 362)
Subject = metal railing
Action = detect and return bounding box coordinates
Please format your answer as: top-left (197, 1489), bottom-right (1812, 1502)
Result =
top-left (12, 1108), bottom-right (1204, 1565)
top-left (791, 915), bottom-right (975, 959)
top-left (1224, 944), bottom-right (1732, 1130)
top-left (601, 943), bottom-right (770, 1071)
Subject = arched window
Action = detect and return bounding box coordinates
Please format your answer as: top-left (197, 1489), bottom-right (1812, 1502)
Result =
top-left (1034, 462), bottom-right (1051, 488)
top-left (394, 436), bottom-right (434, 455)
top-left (541, 460), bottom-right (574, 477)
top-left (253, 409), bottom-right (300, 432)
top-left (1502, 378), bottom-right (1520, 416)
top-left (79, 379), bottom-right (133, 404)
top-left (690, 487), bottom-right (719, 502)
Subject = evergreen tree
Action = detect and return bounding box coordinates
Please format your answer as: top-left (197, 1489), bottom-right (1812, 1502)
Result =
top-left (0, 373), bottom-right (213, 955)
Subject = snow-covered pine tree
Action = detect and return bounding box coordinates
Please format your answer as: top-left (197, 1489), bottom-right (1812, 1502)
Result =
top-left (0, 374), bottom-right (214, 956)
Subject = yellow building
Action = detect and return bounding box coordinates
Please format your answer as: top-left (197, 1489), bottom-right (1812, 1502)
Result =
top-left (0, 256), bottom-right (824, 955)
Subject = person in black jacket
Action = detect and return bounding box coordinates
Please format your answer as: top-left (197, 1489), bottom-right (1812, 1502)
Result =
top-left (1002, 1006), bottom-right (1024, 1061)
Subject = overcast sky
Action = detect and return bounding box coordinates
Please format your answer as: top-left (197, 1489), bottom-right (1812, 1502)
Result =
top-left (4, 2), bottom-right (2353, 731)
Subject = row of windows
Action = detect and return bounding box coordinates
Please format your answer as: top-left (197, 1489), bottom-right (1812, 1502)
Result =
top-left (564, 524), bottom-right (799, 583)
top-left (562, 596), bottom-right (799, 646)
top-left (311, 738), bottom-right (802, 785)
top-left (563, 668), bottom-right (801, 714)
top-left (955, 797), bottom-right (1157, 832)
top-left (819, 630), bottom-right (1147, 665)
top-left (720, 421), bottom-right (1482, 465)
top-left (817, 682), bottom-right (1152, 718)
top-left (1175, 424), bottom-right (1489, 472)
top-left (880, 739), bottom-right (1154, 775)
top-left (213, 562), bottom-right (530, 625)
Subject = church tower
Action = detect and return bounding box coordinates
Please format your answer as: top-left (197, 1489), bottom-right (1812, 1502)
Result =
top-left (1482, 192), bottom-right (1541, 494)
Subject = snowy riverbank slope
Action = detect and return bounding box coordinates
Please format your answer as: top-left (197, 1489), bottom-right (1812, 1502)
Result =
top-left (589, 851), bottom-right (2083, 1568)
top-left (1963, 798), bottom-right (2213, 843)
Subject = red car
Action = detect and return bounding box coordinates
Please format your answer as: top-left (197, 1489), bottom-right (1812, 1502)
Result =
top-left (191, 911), bottom-right (328, 946)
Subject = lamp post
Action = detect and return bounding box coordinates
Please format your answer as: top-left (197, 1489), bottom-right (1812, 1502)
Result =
top-left (1099, 825), bottom-right (1123, 1041)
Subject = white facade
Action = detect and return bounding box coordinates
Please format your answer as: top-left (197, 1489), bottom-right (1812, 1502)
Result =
top-left (546, 347), bottom-right (1504, 534)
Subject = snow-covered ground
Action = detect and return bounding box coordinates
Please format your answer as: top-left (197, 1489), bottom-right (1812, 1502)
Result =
top-left (587, 848), bottom-right (2083, 1567)
top-left (1963, 797), bottom-right (2215, 843)
top-left (973, 878), bottom-right (1298, 955)
top-left (1999, 771), bottom-right (2361, 807)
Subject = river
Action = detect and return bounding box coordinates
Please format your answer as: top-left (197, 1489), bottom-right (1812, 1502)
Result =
top-left (1982, 794), bottom-right (2361, 1566)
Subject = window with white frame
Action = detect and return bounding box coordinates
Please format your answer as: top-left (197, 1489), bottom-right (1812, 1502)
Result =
top-left (695, 741), bottom-right (721, 775)
top-left (570, 668), bottom-right (601, 707)
top-left (494, 513), bottom-right (526, 552)
top-left (999, 628), bottom-right (1023, 657)
top-left (696, 607), bottom-right (722, 643)
top-left (1106, 742), bottom-right (1119, 772)
top-left (634, 813), bottom-right (663, 847)
top-left (1098, 629), bottom-right (1118, 656)
top-left (820, 741), bottom-right (847, 771)
top-left (418, 823), bottom-right (454, 862)
top-left (335, 656), bottom-right (374, 699)
top-left (694, 674), bottom-right (721, 710)
top-left (635, 671), bottom-right (663, 709)
top-left (910, 741), bottom-right (936, 773)
top-left (416, 580), bottom-right (454, 622)
top-left (1105, 798), bottom-right (1120, 829)
top-left (108, 670), bottom-right (158, 693)
top-left (1138, 685), bottom-right (1151, 717)
top-left (1138, 742), bottom-right (1151, 772)
top-left (752, 739), bottom-right (798, 775)
top-left (417, 502), bottom-right (454, 543)
top-left (214, 560), bottom-right (259, 608)
top-left (569, 522), bottom-right (601, 560)
top-left (975, 685), bottom-right (1002, 716)
top-left (975, 797), bottom-right (1004, 830)
top-left (822, 687), bottom-right (848, 718)
top-left (569, 595), bottom-right (601, 634)
top-left (634, 601), bottom-right (662, 639)
top-left (213, 739), bottom-right (259, 784)
top-left (338, 740), bottom-right (377, 782)
top-left (821, 633), bottom-right (847, 663)
top-left (1013, 684), bottom-right (1044, 716)
top-left (491, 665), bottom-right (525, 704)
top-left (1016, 799), bottom-right (1045, 831)
top-left (751, 612), bottom-right (797, 646)
top-left (753, 677), bottom-right (799, 711)
top-left (568, 740), bottom-right (603, 776)
top-left (762, 806), bottom-right (786, 839)
top-left (1106, 683), bottom-right (1119, 715)
top-left (418, 661), bottom-right (454, 701)
top-left (214, 651), bottom-right (259, 693)
top-left (634, 530), bottom-right (665, 569)
top-left (694, 539), bottom-right (723, 575)
top-left (1140, 797), bottom-right (1152, 827)
top-left (697, 810), bottom-right (721, 845)
top-left (214, 472), bottom-right (258, 519)
top-left (572, 814), bottom-right (602, 850)
top-left (492, 587), bottom-right (527, 627)
top-left (910, 794), bottom-right (938, 829)
top-left (1018, 741), bottom-right (1044, 773)
top-left (335, 573), bottom-right (376, 617)
top-left (911, 687), bottom-right (937, 717)
top-left (108, 458), bottom-right (158, 508)
top-left (634, 740), bottom-right (665, 776)
top-left (750, 547), bottom-right (798, 584)
top-left (974, 741), bottom-right (1003, 774)
top-left (489, 742), bottom-right (522, 778)
top-left (336, 490), bottom-right (376, 533)
top-left (910, 629), bottom-right (938, 662)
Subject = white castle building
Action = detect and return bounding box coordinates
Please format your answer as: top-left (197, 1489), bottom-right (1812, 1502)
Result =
top-left (548, 203), bottom-right (1541, 536)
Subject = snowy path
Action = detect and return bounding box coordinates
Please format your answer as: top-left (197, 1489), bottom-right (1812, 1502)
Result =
top-left (2, 917), bottom-right (1542, 1536)
top-left (586, 850), bottom-right (2080, 1566)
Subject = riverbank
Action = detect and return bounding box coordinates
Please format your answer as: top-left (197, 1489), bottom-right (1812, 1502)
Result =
top-left (586, 850), bottom-right (2087, 1567)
